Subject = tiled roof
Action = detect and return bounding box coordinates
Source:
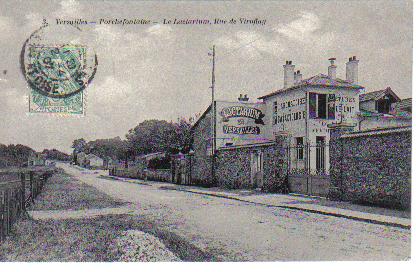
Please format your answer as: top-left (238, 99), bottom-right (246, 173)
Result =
top-left (359, 87), bottom-right (400, 102)
top-left (358, 109), bottom-right (411, 119)
top-left (394, 98), bottom-right (412, 110)
top-left (258, 74), bottom-right (363, 99)
top-left (341, 125), bottom-right (411, 138)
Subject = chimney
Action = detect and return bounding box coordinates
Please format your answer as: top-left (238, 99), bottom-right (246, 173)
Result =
top-left (346, 56), bottom-right (359, 84)
top-left (294, 70), bottom-right (302, 85)
top-left (283, 60), bottom-right (295, 89)
top-left (238, 94), bottom-right (249, 102)
top-left (328, 58), bottom-right (337, 79)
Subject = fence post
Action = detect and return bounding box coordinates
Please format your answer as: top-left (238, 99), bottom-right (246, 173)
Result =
top-left (5, 188), bottom-right (10, 237)
top-left (0, 190), bottom-right (4, 241)
top-left (20, 172), bottom-right (26, 212)
top-left (29, 171), bottom-right (34, 203)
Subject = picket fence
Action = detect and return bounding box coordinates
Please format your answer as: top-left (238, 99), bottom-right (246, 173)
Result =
top-left (0, 170), bottom-right (52, 241)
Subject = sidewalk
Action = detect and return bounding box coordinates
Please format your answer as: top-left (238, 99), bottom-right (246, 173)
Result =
top-left (168, 185), bottom-right (411, 229)
top-left (107, 175), bottom-right (411, 230)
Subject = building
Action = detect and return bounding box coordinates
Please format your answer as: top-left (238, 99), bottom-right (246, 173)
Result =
top-left (75, 152), bottom-right (87, 167)
top-left (358, 87), bottom-right (412, 131)
top-left (134, 152), bottom-right (166, 167)
top-left (188, 56), bottom-right (411, 197)
top-left (392, 98), bottom-right (412, 113)
top-left (359, 87), bottom-right (400, 114)
top-left (86, 153), bottom-right (104, 169)
top-left (190, 95), bottom-right (270, 187)
top-left (27, 152), bottom-right (46, 166)
top-left (259, 57), bottom-right (363, 177)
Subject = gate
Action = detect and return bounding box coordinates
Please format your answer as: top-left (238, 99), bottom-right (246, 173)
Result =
top-left (287, 141), bottom-right (331, 197)
top-left (171, 154), bottom-right (191, 185)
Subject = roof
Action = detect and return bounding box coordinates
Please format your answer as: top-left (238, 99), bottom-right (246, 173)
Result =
top-left (258, 74), bottom-right (364, 99)
top-left (359, 87), bottom-right (400, 102)
top-left (138, 152), bottom-right (165, 160)
top-left (341, 125), bottom-right (411, 138)
top-left (191, 104), bottom-right (212, 132)
top-left (358, 109), bottom-right (411, 119)
top-left (394, 97), bottom-right (412, 110)
top-left (86, 154), bottom-right (102, 160)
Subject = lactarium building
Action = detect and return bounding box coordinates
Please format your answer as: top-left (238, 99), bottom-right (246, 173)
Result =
top-left (185, 56), bottom-right (410, 197)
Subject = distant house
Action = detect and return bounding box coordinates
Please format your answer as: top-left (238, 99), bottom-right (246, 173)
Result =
top-left (45, 159), bottom-right (55, 166)
top-left (86, 154), bottom-right (104, 169)
top-left (135, 152), bottom-right (166, 163)
top-left (359, 87), bottom-right (401, 114)
top-left (358, 87), bottom-right (412, 131)
top-left (27, 152), bottom-right (46, 166)
top-left (392, 98), bottom-right (412, 114)
top-left (76, 152), bottom-right (87, 167)
top-left (134, 152), bottom-right (166, 169)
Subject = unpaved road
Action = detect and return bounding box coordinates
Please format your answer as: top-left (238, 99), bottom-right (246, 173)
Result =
top-left (59, 163), bottom-right (410, 261)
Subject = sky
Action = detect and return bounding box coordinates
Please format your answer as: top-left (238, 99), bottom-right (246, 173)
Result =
top-left (0, 0), bottom-right (412, 153)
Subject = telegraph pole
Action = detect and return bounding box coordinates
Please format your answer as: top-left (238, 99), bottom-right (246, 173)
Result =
top-left (209, 45), bottom-right (216, 185)
top-left (210, 45), bottom-right (215, 153)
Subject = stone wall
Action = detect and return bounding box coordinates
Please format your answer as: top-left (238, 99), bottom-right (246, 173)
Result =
top-left (144, 169), bottom-right (171, 182)
top-left (191, 106), bottom-right (215, 186)
top-left (111, 166), bottom-right (171, 183)
top-left (330, 126), bottom-right (411, 209)
top-left (215, 141), bottom-right (288, 192)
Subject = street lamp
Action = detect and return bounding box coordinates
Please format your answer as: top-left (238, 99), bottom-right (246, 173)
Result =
top-left (188, 149), bottom-right (195, 185)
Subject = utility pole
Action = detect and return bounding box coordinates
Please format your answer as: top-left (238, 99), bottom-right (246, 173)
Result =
top-left (209, 45), bottom-right (216, 185)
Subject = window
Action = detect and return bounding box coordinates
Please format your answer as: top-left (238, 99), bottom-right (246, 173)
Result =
top-left (316, 136), bottom-right (325, 172)
top-left (377, 96), bottom-right (392, 114)
top-left (296, 137), bottom-right (304, 160)
top-left (273, 101), bottom-right (278, 125)
top-left (309, 93), bottom-right (335, 119)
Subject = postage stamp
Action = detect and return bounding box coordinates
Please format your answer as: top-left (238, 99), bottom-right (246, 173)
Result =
top-left (21, 24), bottom-right (97, 115)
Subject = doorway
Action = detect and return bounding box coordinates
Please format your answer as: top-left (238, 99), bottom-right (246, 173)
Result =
top-left (250, 151), bottom-right (264, 189)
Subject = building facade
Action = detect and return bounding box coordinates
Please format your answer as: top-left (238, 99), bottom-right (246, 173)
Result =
top-left (189, 56), bottom-right (411, 197)
top-left (260, 57), bottom-right (363, 175)
top-left (86, 154), bottom-right (104, 169)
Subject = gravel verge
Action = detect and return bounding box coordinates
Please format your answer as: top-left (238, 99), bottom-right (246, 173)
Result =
top-left (29, 171), bottom-right (126, 211)
top-left (109, 230), bottom-right (180, 261)
top-left (0, 214), bottom-right (217, 262)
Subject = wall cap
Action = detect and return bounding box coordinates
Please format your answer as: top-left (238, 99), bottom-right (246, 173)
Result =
top-left (341, 126), bottom-right (411, 138)
top-left (217, 141), bottom-right (276, 151)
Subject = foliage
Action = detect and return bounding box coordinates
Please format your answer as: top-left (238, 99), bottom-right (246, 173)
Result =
top-left (0, 143), bottom-right (35, 167)
top-left (147, 156), bottom-right (171, 170)
top-left (87, 137), bottom-right (128, 160)
top-left (125, 117), bottom-right (194, 157)
top-left (70, 115), bottom-right (196, 162)
top-left (71, 137), bottom-right (128, 161)
top-left (42, 149), bottom-right (71, 161)
top-left (71, 138), bottom-right (87, 153)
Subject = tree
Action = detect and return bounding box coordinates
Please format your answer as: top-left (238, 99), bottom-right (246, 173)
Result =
top-left (87, 137), bottom-right (127, 160)
top-left (0, 143), bottom-right (35, 167)
top-left (125, 119), bottom-right (194, 156)
top-left (71, 138), bottom-right (87, 153)
top-left (42, 149), bottom-right (71, 161)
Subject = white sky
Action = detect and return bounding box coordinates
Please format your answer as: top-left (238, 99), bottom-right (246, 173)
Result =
top-left (0, 0), bottom-right (412, 153)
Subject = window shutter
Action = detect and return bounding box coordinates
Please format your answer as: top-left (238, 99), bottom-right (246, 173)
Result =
top-left (328, 94), bottom-right (336, 119)
top-left (309, 93), bottom-right (317, 118)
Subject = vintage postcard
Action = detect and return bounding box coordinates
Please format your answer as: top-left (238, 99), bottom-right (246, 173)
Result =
top-left (0, 0), bottom-right (412, 268)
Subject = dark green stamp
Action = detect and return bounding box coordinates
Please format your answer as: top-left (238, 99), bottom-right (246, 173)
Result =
top-left (21, 24), bottom-right (97, 115)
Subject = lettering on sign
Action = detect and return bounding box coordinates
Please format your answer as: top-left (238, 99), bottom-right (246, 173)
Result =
top-left (277, 111), bottom-right (306, 123)
top-left (220, 106), bottom-right (265, 125)
top-left (223, 125), bottom-right (260, 135)
top-left (280, 98), bottom-right (306, 109)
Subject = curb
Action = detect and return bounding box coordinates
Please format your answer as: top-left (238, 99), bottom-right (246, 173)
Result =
top-left (101, 175), bottom-right (152, 186)
top-left (169, 188), bottom-right (411, 230)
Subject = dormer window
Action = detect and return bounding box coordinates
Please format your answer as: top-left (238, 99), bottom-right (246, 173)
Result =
top-left (376, 95), bottom-right (392, 114)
